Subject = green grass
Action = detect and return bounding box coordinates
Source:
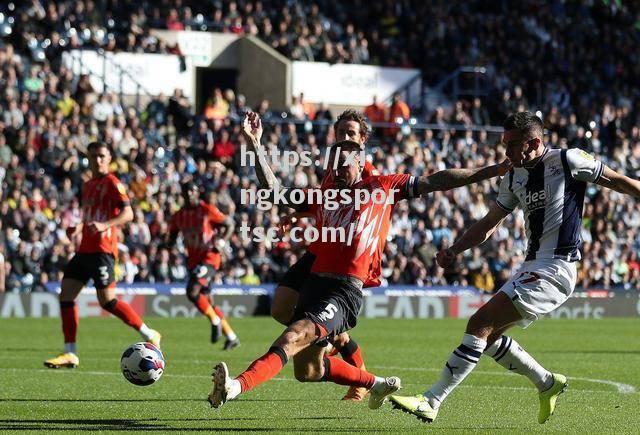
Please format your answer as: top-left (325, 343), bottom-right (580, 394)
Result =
top-left (0, 317), bottom-right (639, 433)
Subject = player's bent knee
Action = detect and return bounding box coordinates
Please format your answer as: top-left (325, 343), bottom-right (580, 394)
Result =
top-left (466, 310), bottom-right (493, 338)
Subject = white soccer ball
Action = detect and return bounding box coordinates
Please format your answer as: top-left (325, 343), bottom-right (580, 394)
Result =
top-left (120, 342), bottom-right (165, 386)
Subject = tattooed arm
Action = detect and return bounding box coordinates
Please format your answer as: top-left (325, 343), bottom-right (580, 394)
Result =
top-left (241, 112), bottom-right (280, 190)
top-left (417, 160), bottom-right (511, 196)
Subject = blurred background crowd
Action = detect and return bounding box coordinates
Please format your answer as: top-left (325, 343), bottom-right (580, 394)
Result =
top-left (0, 0), bottom-right (639, 293)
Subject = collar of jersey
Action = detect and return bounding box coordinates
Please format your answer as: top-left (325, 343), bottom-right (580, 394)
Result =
top-left (523, 147), bottom-right (549, 170)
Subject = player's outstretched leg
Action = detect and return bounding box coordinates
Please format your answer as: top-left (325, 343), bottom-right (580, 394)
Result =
top-left (484, 335), bottom-right (567, 423)
top-left (208, 319), bottom-right (400, 409)
top-left (45, 278), bottom-right (83, 369)
top-left (331, 332), bottom-right (370, 401)
top-left (98, 287), bottom-right (161, 348)
top-left (390, 292), bottom-right (521, 423)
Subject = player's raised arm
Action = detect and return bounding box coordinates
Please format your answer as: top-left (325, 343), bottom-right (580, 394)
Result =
top-left (436, 202), bottom-right (511, 268)
top-left (241, 111), bottom-right (279, 190)
top-left (416, 160), bottom-right (512, 196)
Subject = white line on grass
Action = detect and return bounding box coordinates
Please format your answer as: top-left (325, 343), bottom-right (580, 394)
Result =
top-left (375, 366), bottom-right (637, 394)
top-left (0, 367), bottom-right (636, 395)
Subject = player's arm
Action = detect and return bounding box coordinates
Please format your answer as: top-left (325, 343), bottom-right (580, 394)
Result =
top-left (241, 112), bottom-right (310, 213)
top-left (436, 203), bottom-right (511, 268)
top-left (241, 111), bottom-right (279, 190)
top-left (594, 166), bottom-right (640, 198)
top-left (417, 160), bottom-right (511, 195)
top-left (218, 216), bottom-right (235, 242)
top-left (87, 205), bottom-right (134, 234)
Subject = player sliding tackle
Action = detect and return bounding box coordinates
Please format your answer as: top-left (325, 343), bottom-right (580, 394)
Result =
top-left (390, 111), bottom-right (640, 424)
top-left (207, 112), bottom-right (511, 411)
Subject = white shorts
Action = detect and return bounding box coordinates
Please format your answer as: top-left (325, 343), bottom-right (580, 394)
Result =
top-left (498, 258), bottom-right (577, 328)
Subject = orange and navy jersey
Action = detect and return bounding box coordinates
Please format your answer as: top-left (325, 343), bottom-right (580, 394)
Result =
top-left (308, 160), bottom-right (379, 256)
top-left (78, 174), bottom-right (130, 257)
top-left (169, 201), bottom-right (226, 270)
top-left (306, 174), bottom-right (418, 283)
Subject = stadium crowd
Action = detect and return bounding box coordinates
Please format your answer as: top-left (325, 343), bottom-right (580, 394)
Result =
top-left (0, 0), bottom-right (639, 293)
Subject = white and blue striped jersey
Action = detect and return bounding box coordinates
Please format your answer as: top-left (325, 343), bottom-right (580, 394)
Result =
top-left (496, 148), bottom-right (604, 262)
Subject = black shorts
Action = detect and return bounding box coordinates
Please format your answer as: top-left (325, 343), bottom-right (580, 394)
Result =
top-left (186, 263), bottom-right (217, 292)
top-left (278, 251), bottom-right (316, 292)
top-left (292, 273), bottom-right (363, 342)
top-left (63, 253), bottom-right (116, 289)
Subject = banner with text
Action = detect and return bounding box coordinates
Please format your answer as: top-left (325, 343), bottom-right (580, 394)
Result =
top-left (2, 289), bottom-right (638, 319)
top-left (291, 61), bottom-right (421, 106)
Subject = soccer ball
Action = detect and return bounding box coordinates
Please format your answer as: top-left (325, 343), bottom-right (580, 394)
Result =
top-left (120, 342), bottom-right (165, 386)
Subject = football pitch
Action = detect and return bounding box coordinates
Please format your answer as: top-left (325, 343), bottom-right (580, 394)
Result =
top-left (1, 317), bottom-right (638, 433)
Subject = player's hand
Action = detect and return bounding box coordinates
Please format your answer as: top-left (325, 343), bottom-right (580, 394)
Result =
top-left (497, 159), bottom-right (513, 176)
top-left (436, 248), bottom-right (456, 268)
top-left (86, 221), bottom-right (108, 234)
top-left (242, 111), bottom-right (263, 145)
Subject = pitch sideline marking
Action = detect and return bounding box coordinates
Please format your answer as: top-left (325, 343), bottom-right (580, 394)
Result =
top-left (376, 365), bottom-right (637, 394)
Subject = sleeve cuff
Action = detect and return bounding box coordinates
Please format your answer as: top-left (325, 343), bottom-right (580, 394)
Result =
top-left (496, 200), bottom-right (514, 212)
top-left (592, 161), bottom-right (604, 183)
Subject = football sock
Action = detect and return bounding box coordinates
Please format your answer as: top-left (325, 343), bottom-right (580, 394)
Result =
top-left (236, 346), bottom-right (287, 394)
top-left (484, 336), bottom-right (553, 392)
top-left (60, 301), bottom-right (78, 350)
top-left (102, 299), bottom-right (143, 330)
top-left (221, 319), bottom-right (237, 340)
top-left (138, 323), bottom-right (155, 341)
top-left (425, 333), bottom-right (486, 409)
top-left (321, 356), bottom-right (376, 388)
top-left (339, 338), bottom-right (365, 368)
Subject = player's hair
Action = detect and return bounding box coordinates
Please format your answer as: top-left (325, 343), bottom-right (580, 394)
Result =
top-left (87, 141), bottom-right (113, 156)
top-left (503, 111), bottom-right (544, 139)
top-left (334, 109), bottom-right (370, 142)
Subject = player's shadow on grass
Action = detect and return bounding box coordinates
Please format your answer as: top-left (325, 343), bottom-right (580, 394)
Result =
top-left (0, 398), bottom-right (205, 403)
top-left (0, 418), bottom-right (383, 432)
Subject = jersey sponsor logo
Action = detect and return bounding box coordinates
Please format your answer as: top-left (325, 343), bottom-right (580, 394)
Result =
top-left (523, 189), bottom-right (547, 210)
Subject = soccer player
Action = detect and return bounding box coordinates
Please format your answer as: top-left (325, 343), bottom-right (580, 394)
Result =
top-left (44, 141), bottom-right (161, 369)
top-left (167, 182), bottom-right (240, 350)
top-left (207, 113), bottom-right (510, 411)
top-left (389, 111), bottom-right (640, 424)
top-left (271, 109), bottom-right (379, 401)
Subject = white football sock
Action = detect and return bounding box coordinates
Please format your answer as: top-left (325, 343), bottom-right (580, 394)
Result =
top-left (228, 379), bottom-right (242, 400)
top-left (484, 336), bottom-right (553, 392)
top-left (211, 316), bottom-right (221, 326)
top-left (226, 331), bottom-right (237, 341)
top-left (64, 343), bottom-right (77, 354)
top-left (138, 323), bottom-right (154, 341)
top-left (425, 333), bottom-right (486, 409)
